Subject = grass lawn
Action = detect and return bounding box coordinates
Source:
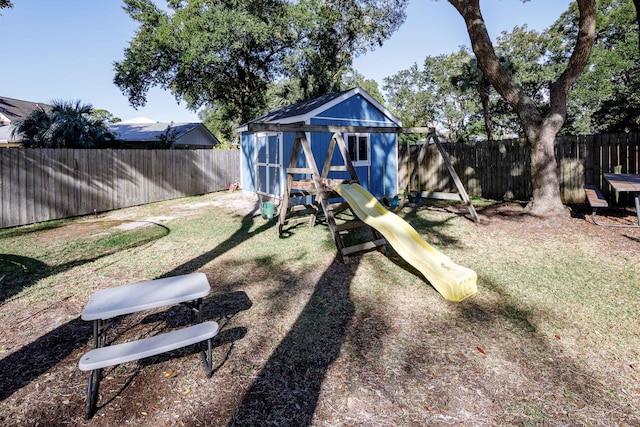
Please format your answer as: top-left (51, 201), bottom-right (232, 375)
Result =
top-left (0, 190), bottom-right (639, 426)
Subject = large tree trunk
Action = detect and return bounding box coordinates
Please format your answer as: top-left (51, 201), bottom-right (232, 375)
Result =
top-left (447, 0), bottom-right (596, 217)
top-left (523, 121), bottom-right (565, 215)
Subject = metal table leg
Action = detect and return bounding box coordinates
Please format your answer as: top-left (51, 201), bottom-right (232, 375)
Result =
top-left (86, 319), bottom-right (107, 419)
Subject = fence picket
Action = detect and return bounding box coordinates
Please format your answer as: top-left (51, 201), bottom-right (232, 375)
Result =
top-left (0, 149), bottom-right (240, 228)
top-left (3, 131), bottom-right (640, 228)
top-left (396, 132), bottom-right (639, 206)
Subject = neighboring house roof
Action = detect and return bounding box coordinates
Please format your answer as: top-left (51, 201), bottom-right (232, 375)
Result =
top-left (108, 122), bottom-right (220, 148)
top-left (0, 96), bottom-right (52, 125)
top-left (0, 124), bottom-right (16, 143)
top-left (120, 117), bottom-right (157, 124)
top-left (237, 87), bottom-right (402, 131)
top-left (1, 96), bottom-right (53, 143)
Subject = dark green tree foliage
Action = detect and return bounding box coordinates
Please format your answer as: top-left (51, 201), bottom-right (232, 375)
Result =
top-left (13, 100), bottom-right (114, 148)
top-left (450, 57), bottom-right (516, 140)
top-left (199, 105), bottom-right (237, 148)
top-left (0, 1), bottom-right (12, 10)
top-left (341, 68), bottom-right (385, 105)
top-left (288, 0), bottom-right (407, 100)
top-left (115, 0), bottom-right (294, 125)
top-left (383, 49), bottom-right (481, 142)
top-left (493, 26), bottom-right (559, 135)
top-left (543, 0), bottom-right (640, 133)
top-left (114, 0), bottom-right (407, 126)
top-left (588, 0), bottom-right (640, 131)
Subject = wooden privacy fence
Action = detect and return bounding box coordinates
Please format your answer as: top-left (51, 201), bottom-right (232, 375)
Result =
top-left (0, 148), bottom-right (240, 229)
top-left (399, 132), bottom-right (640, 204)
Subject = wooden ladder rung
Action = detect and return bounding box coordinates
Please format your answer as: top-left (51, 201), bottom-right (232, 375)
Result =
top-left (334, 221), bottom-right (366, 232)
top-left (341, 238), bottom-right (387, 256)
top-left (289, 191), bottom-right (314, 198)
top-left (326, 201), bottom-right (350, 211)
top-left (282, 216), bottom-right (313, 227)
top-left (288, 204), bottom-right (316, 213)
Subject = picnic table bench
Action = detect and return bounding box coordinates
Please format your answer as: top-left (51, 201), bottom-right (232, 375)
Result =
top-left (584, 184), bottom-right (608, 225)
top-left (79, 273), bottom-right (218, 418)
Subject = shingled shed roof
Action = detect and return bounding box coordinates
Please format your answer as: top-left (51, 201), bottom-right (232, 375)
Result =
top-left (238, 87), bottom-right (401, 132)
top-left (250, 89), bottom-right (352, 124)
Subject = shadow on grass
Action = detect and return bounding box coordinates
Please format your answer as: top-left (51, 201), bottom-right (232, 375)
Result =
top-left (0, 254), bottom-right (50, 304)
top-left (0, 204), bottom-right (268, 406)
top-left (94, 292), bottom-right (253, 416)
top-left (448, 276), bottom-right (639, 423)
top-left (0, 316), bottom-right (90, 401)
top-left (226, 256), bottom-right (356, 426)
top-left (0, 221), bottom-right (170, 305)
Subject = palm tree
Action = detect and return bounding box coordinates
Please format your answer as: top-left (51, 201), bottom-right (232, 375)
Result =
top-left (13, 106), bottom-right (52, 146)
top-left (13, 100), bottom-right (114, 148)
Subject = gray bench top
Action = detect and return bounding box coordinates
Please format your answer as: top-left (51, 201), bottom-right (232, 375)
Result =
top-left (82, 273), bottom-right (211, 321)
top-left (78, 321), bottom-right (219, 371)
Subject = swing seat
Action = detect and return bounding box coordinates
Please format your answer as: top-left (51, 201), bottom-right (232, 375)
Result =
top-left (261, 202), bottom-right (276, 220)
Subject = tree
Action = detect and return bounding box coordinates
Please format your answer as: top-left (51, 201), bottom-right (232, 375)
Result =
top-left (13, 100), bottom-right (114, 148)
top-left (633, 0), bottom-right (640, 51)
top-left (0, 1), bottom-right (12, 10)
top-left (450, 56), bottom-right (516, 141)
top-left (198, 105), bottom-right (237, 149)
top-left (90, 109), bottom-right (122, 123)
top-left (341, 68), bottom-right (385, 105)
top-left (493, 26), bottom-right (558, 136)
top-left (115, 0), bottom-right (407, 128)
top-left (446, 0), bottom-right (596, 216)
top-left (581, 0), bottom-right (640, 131)
top-left (384, 50), bottom-right (480, 142)
top-left (287, 0), bottom-right (408, 100)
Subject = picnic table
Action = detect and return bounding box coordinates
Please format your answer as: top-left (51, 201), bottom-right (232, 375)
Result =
top-left (79, 273), bottom-right (218, 418)
top-left (603, 173), bottom-right (640, 226)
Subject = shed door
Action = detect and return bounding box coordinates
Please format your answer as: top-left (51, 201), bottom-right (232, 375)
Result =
top-left (256, 133), bottom-right (281, 198)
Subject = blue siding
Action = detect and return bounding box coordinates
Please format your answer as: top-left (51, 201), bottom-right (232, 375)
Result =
top-left (316, 94), bottom-right (394, 125)
top-left (241, 132), bottom-right (256, 191)
top-left (240, 90), bottom-right (399, 199)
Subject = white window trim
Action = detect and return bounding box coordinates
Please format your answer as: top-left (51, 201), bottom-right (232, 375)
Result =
top-left (255, 132), bottom-right (283, 198)
top-left (344, 133), bottom-right (371, 167)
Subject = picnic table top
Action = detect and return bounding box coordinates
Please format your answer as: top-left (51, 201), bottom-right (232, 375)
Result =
top-left (603, 173), bottom-right (640, 192)
top-left (81, 272), bottom-right (211, 321)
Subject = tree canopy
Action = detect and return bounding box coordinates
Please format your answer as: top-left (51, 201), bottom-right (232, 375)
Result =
top-left (443, 0), bottom-right (597, 216)
top-left (114, 0), bottom-right (407, 126)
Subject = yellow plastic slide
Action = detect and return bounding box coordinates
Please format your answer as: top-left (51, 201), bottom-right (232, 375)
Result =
top-left (333, 183), bottom-right (477, 302)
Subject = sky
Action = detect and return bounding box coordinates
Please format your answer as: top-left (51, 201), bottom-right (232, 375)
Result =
top-left (1, 0), bottom-right (573, 124)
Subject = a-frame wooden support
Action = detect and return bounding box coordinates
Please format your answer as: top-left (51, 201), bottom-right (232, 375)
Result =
top-left (277, 131), bottom-right (385, 261)
top-left (407, 130), bottom-right (480, 223)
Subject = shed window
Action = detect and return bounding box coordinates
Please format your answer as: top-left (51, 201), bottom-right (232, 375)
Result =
top-left (346, 133), bottom-right (370, 166)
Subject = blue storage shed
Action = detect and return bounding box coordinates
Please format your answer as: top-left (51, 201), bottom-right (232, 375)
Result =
top-left (237, 87), bottom-right (401, 201)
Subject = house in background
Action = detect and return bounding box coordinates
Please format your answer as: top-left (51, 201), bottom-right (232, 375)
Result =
top-left (237, 87), bottom-right (401, 200)
top-left (0, 97), bottom-right (220, 149)
top-left (0, 96), bottom-right (52, 145)
top-left (109, 118), bottom-right (220, 149)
